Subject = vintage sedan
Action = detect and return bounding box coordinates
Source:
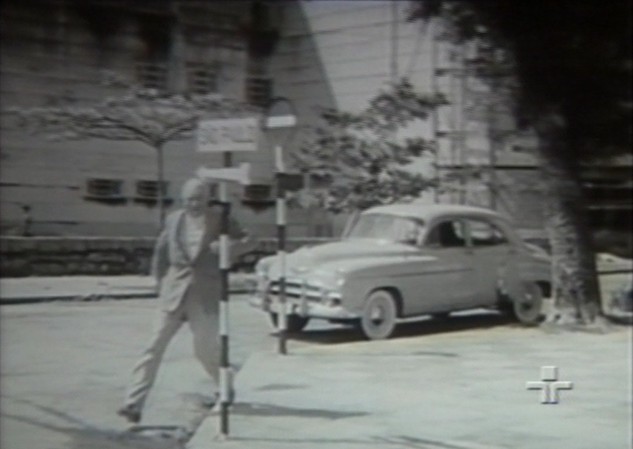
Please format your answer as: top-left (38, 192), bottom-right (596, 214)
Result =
top-left (249, 203), bottom-right (552, 339)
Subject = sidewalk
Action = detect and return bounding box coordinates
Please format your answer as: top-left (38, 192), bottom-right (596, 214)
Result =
top-left (0, 274), bottom-right (257, 304)
top-left (189, 321), bottom-right (632, 449)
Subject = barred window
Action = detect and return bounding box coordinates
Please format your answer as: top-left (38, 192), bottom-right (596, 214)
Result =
top-left (86, 178), bottom-right (122, 197)
top-left (186, 63), bottom-right (218, 94)
top-left (133, 180), bottom-right (172, 206)
top-left (136, 62), bottom-right (168, 91)
top-left (241, 184), bottom-right (274, 210)
top-left (136, 180), bottom-right (169, 199)
top-left (85, 178), bottom-right (125, 204)
top-left (244, 184), bottom-right (271, 199)
top-left (245, 76), bottom-right (272, 107)
top-left (208, 183), bottom-right (218, 200)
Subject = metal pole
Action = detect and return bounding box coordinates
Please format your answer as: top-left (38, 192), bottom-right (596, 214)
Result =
top-left (218, 151), bottom-right (232, 437)
top-left (449, 46), bottom-right (460, 205)
top-left (390, 1), bottom-right (399, 84)
top-left (488, 81), bottom-right (498, 210)
top-left (274, 144), bottom-right (288, 355)
top-left (457, 45), bottom-right (467, 205)
top-left (430, 22), bottom-right (440, 204)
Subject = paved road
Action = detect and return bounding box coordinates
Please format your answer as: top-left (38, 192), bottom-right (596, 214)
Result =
top-left (0, 295), bottom-right (283, 449)
top-left (2, 295), bottom-right (631, 449)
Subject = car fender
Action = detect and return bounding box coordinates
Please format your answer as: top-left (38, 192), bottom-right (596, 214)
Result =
top-left (499, 257), bottom-right (551, 301)
top-left (341, 280), bottom-right (400, 316)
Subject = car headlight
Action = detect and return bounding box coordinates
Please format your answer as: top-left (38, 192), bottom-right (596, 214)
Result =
top-left (318, 279), bottom-right (344, 305)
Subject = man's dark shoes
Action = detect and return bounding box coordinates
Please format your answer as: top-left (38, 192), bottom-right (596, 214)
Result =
top-left (117, 405), bottom-right (141, 424)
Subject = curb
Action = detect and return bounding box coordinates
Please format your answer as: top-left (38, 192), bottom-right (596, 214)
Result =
top-left (0, 287), bottom-right (254, 305)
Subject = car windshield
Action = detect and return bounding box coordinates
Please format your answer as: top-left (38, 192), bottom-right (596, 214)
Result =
top-left (346, 213), bottom-right (424, 244)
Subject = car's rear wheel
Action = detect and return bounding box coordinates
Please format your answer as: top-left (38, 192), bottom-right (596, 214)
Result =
top-left (512, 282), bottom-right (544, 325)
top-left (269, 313), bottom-right (310, 333)
top-left (360, 290), bottom-right (398, 340)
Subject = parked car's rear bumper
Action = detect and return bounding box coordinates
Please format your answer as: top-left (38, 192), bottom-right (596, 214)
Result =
top-left (248, 294), bottom-right (359, 320)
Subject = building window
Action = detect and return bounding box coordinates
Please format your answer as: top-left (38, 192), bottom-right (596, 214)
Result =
top-left (241, 184), bottom-right (275, 210)
top-left (208, 183), bottom-right (218, 200)
top-left (136, 62), bottom-right (168, 91)
top-left (245, 76), bottom-right (272, 107)
top-left (136, 180), bottom-right (168, 198)
top-left (134, 180), bottom-right (172, 206)
top-left (187, 63), bottom-right (218, 94)
top-left (84, 178), bottom-right (126, 204)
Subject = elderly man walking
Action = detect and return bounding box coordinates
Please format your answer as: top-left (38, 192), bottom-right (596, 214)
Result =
top-left (117, 177), bottom-right (252, 423)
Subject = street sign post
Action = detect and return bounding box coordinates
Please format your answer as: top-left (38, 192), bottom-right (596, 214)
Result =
top-left (263, 98), bottom-right (297, 356)
top-left (196, 117), bottom-right (257, 439)
top-left (197, 117), bottom-right (260, 153)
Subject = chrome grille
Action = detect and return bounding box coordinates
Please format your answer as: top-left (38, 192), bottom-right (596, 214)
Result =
top-left (268, 280), bottom-right (323, 302)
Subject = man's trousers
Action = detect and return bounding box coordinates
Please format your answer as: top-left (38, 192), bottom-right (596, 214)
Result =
top-left (123, 288), bottom-right (219, 413)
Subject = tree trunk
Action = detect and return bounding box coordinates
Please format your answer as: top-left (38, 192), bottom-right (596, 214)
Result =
top-left (156, 143), bottom-right (165, 231)
top-left (536, 112), bottom-right (602, 325)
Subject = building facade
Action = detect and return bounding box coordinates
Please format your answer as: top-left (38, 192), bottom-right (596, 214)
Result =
top-left (1, 0), bottom-right (628, 240)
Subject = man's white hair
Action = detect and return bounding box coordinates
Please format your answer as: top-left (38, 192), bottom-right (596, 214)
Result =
top-left (181, 177), bottom-right (208, 200)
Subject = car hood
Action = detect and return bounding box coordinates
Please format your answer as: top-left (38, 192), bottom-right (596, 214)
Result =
top-left (265, 239), bottom-right (430, 280)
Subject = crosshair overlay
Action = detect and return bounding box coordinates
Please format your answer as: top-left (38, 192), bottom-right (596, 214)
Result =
top-left (526, 366), bottom-right (573, 404)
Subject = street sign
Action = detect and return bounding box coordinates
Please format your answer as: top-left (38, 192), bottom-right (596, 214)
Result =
top-left (265, 115), bottom-right (297, 129)
top-left (276, 172), bottom-right (304, 193)
top-left (196, 163), bottom-right (251, 185)
top-left (196, 117), bottom-right (260, 153)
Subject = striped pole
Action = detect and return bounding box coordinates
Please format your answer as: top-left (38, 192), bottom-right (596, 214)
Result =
top-left (275, 144), bottom-right (288, 355)
top-left (218, 151), bottom-right (232, 436)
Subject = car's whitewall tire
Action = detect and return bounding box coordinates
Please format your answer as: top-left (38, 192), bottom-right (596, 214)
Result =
top-left (360, 289), bottom-right (398, 340)
top-left (512, 282), bottom-right (545, 325)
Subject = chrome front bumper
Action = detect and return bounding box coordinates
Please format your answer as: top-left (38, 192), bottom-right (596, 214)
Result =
top-left (248, 293), bottom-right (358, 320)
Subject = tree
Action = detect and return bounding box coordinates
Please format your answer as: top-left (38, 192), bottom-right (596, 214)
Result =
top-left (293, 80), bottom-right (441, 213)
top-left (10, 88), bottom-right (258, 229)
top-left (409, 0), bottom-right (632, 325)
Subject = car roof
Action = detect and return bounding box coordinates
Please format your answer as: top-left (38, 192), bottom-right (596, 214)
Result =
top-left (362, 203), bottom-right (501, 222)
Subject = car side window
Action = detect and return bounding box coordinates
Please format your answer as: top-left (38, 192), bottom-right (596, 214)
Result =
top-left (466, 219), bottom-right (508, 246)
top-left (425, 220), bottom-right (466, 248)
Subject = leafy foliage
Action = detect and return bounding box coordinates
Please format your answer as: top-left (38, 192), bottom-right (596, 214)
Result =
top-left (10, 88), bottom-right (259, 148)
top-left (409, 0), bottom-right (632, 160)
top-left (293, 80), bottom-right (443, 212)
top-left (9, 87), bottom-right (258, 228)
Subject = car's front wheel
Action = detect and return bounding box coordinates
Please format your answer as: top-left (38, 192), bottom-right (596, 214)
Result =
top-left (269, 313), bottom-right (310, 333)
top-left (360, 289), bottom-right (398, 340)
top-left (512, 282), bottom-right (544, 325)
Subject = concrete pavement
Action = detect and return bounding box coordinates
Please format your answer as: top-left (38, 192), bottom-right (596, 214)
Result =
top-left (0, 295), bottom-right (275, 449)
top-left (1, 272), bottom-right (631, 449)
top-left (190, 316), bottom-right (632, 449)
top-left (0, 274), bottom-right (257, 304)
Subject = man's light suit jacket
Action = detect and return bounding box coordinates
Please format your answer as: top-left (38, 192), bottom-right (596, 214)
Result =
top-left (150, 207), bottom-right (246, 313)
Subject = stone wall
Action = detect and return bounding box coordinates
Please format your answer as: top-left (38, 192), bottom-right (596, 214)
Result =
top-left (0, 236), bottom-right (336, 277)
top-left (0, 237), bottom-right (156, 277)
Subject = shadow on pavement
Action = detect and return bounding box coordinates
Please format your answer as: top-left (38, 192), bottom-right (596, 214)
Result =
top-left (230, 402), bottom-right (369, 420)
top-left (255, 383), bottom-right (310, 391)
top-left (230, 434), bottom-right (486, 448)
top-left (291, 311), bottom-right (516, 345)
top-left (1, 396), bottom-right (186, 449)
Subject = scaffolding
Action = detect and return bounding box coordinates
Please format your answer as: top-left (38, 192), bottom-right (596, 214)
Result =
top-left (430, 31), bottom-right (514, 210)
